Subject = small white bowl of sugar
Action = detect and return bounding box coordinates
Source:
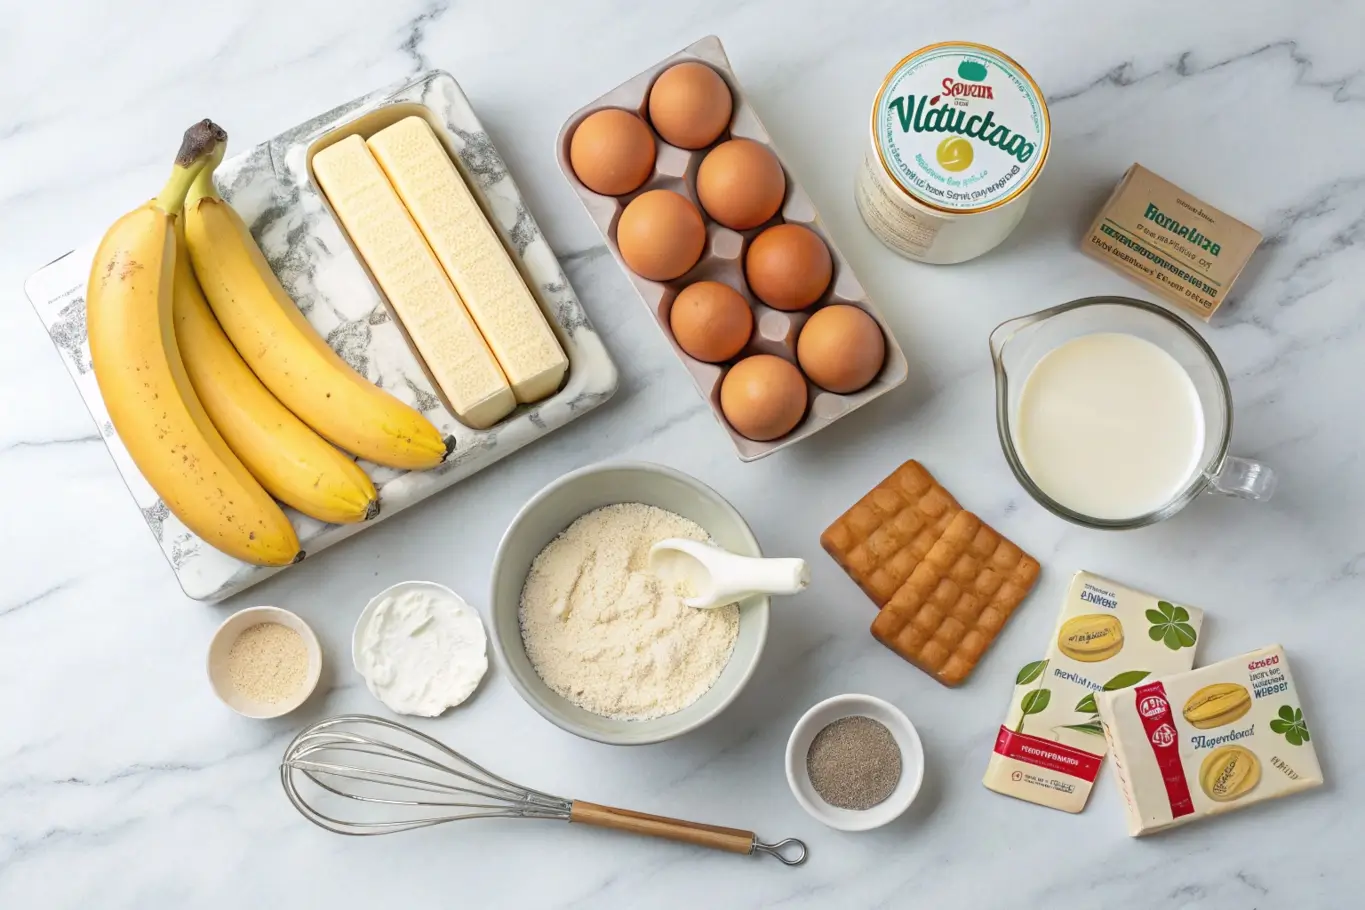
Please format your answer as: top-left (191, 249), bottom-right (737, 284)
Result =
top-left (207, 606), bottom-right (322, 719)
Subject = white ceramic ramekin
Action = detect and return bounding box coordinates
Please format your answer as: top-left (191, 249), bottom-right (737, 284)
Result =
top-left (207, 606), bottom-right (322, 719)
top-left (785, 693), bottom-right (925, 831)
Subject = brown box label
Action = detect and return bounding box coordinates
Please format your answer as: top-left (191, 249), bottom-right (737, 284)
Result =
top-left (1082, 164), bottom-right (1261, 320)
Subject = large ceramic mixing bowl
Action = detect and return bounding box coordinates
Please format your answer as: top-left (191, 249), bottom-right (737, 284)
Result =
top-left (489, 461), bottom-right (769, 745)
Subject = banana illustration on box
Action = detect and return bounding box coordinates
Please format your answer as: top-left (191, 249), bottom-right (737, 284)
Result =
top-left (1057, 614), bottom-right (1125, 662)
top-left (1199, 746), bottom-right (1261, 802)
top-left (1182, 683), bottom-right (1252, 730)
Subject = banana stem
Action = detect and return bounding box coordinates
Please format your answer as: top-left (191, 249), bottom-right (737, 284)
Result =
top-left (185, 143), bottom-right (227, 208)
top-left (155, 161), bottom-right (210, 215)
top-left (156, 119), bottom-right (227, 215)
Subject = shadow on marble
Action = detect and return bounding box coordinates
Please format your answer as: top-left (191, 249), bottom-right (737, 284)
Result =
top-left (786, 377), bottom-right (928, 472)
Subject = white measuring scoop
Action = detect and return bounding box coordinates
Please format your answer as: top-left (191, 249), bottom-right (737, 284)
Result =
top-left (648, 539), bottom-right (810, 610)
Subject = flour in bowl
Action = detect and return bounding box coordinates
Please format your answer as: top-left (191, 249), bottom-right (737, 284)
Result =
top-left (519, 503), bottom-right (740, 720)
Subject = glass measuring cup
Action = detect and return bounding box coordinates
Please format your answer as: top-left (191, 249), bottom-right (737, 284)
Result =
top-left (990, 296), bottom-right (1275, 529)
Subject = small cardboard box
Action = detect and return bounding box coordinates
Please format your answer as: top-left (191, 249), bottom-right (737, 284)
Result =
top-left (1097, 645), bottom-right (1323, 835)
top-left (1082, 164), bottom-right (1261, 320)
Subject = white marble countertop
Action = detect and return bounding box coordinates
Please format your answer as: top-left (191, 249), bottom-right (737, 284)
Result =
top-left (2, 1), bottom-right (1360, 906)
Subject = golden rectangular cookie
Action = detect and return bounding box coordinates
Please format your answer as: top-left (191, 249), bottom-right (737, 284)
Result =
top-left (820, 460), bottom-right (960, 607)
top-left (870, 511), bottom-right (1039, 686)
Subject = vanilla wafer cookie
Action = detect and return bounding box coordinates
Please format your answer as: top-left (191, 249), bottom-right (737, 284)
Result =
top-left (870, 511), bottom-right (1039, 686)
top-left (820, 461), bottom-right (961, 607)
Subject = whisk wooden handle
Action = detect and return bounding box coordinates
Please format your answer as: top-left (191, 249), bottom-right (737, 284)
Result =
top-left (569, 801), bottom-right (755, 855)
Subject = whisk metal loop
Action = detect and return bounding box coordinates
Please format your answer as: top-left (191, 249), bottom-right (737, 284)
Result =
top-left (281, 715), bottom-right (806, 865)
top-left (752, 837), bottom-right (808, 866)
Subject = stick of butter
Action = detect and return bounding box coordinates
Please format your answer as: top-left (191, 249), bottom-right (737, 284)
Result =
top-left (1097, 645), bottom-right (1323, 835)
top-left (367, 116), bottom-right (568, 405)
top-left (982, 571), bottom-right (1204, 813)
top-left (313, 134), bottom-right (515, 429)
top-left (1081, 164), bottom-right (1261, 321)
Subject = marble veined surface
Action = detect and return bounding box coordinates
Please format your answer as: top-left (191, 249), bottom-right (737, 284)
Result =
top-left (1, 1), bottom-right (1360, 907)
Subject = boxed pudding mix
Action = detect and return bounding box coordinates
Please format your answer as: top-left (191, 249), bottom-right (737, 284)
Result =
top-left (1097, 645), bottom-right (1322, 835)
top-left (983, 571), bottom-right (1203, 812)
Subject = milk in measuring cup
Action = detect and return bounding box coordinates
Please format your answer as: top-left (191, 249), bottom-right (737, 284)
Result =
top-left (1013, 333), bottom-right (1204, 520)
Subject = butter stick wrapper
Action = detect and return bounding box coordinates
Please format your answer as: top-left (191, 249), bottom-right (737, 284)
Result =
top-left (1081, 163), bottom-right (1261, 320)
top-left (1097, 645), bottom-right (1323, 836)
top-left (983, 571), bottom-right (1204, 813)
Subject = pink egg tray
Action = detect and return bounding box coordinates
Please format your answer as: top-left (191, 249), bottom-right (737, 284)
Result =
top-left (556, 34), bottom-right (909, 462)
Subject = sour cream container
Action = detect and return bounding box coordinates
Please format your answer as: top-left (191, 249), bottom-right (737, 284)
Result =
top-left (855, 42), bottom-right (1051, 264)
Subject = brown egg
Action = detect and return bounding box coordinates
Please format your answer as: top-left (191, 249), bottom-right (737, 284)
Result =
top-left (696, 139), bottom-right (786, 231)
top-left (797, 305), bottom-right (886, 393)
top-left (648, 62), bottom-right (733, 150)
top-left (569, 109), bottom-right (656, 196)
top-left (616, 190), bottom-right (706, 281)
top-left (745, 224), bottom-right (832, 311)
top-left (669, 281), bottom-right (753, 363)
top-left (720, 354), bottom-right (808, 441)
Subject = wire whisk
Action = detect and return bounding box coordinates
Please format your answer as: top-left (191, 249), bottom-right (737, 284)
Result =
top-left (281, 715), bottom-right (807, 865)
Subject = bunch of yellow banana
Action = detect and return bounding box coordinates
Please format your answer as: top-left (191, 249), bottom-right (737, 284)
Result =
top-left (87, 120), bottom-right (451, 566)
top-left (87, 121), bottom-right (301, 566)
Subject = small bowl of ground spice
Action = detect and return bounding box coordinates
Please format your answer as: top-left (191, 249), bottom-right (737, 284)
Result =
top-left (785, 693), bottom-right (924, 831)
top-left (207, 607), bottom-right (322, 719)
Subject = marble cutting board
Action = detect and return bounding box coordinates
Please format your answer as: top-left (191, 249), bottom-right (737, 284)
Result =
top-left (23, 70), bottom-right (618, 603)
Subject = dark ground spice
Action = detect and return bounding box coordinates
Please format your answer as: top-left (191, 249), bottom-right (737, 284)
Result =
top-left (806, 715), bottom-right (902, 810)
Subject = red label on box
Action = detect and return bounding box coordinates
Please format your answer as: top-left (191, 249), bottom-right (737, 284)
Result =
top-left (993, 727), bottom-right (1103, 782)
top-left (1133, 682), bottom-right (1194, 819)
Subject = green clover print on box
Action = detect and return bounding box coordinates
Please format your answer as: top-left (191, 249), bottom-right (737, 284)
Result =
top-left (1146, 601), bottom-right (1198, 650)
top-left (1270, 706), bottom-right (1311, 746)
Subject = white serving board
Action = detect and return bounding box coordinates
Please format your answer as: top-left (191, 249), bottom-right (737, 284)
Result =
top-left (24, 70), bottom-right (618, 603)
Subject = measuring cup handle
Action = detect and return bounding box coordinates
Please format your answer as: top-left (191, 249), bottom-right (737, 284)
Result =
top-left (1208, 456), bottom-right (1277, 502)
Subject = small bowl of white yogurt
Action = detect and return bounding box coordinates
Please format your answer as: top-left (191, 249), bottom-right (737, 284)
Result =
top-left (352, 581), bottom-right (490, 717)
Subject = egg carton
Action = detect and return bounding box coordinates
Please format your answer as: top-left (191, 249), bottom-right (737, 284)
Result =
top-left (556, 35), bottom-right (908, 461)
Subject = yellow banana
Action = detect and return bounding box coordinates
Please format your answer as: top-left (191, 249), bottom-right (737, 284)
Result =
top-left (182, 148), bottom-right (451, 471)
top-left (173, 223), bottom-right (379, 524)
top-left (87, 122), bottom-right (300, 567)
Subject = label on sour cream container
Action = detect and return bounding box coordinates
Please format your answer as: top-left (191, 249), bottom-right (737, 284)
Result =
top-left (873, 42), bottom-right (1050, 215)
